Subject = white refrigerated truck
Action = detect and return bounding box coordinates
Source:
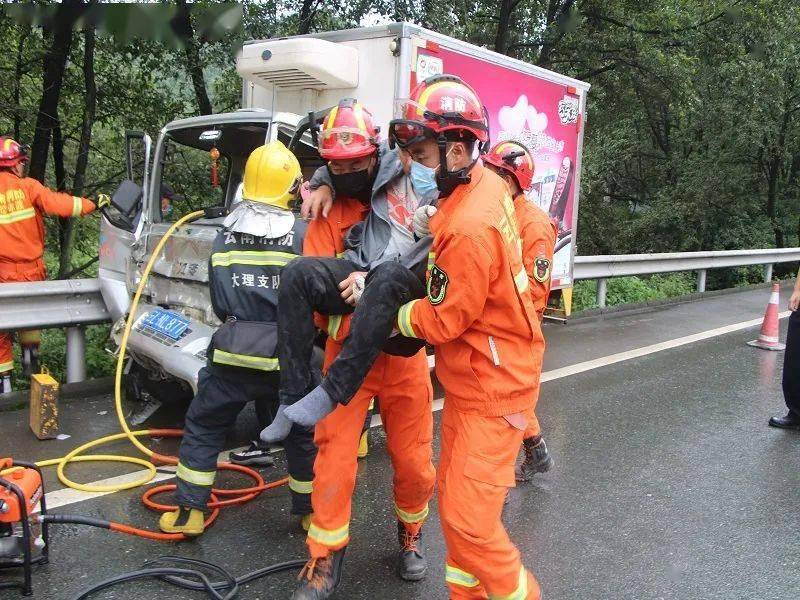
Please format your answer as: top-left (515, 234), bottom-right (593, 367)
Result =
top-left (98, 22), bottom-right (589, 408)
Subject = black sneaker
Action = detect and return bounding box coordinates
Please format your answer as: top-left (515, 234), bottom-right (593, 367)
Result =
top-left (229, 441), bottom-right (274, 467)
top-left (291, 548), bottom-right (346, 600)
top-left (768, 411), bottom-right (800, 431)
top-left (515, 437), bottom-right (554, 482)
top-left (397, 521), bottom-right (427, 581)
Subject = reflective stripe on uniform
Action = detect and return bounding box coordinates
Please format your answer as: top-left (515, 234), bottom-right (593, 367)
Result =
top-left (427, 251), bottom-right (436, 271)
top-left (445, 564), bottom-right (480, 588)
top-left (210, 250), bottom-right (297, 268)
top-left (397, 300), bottom-right (420, 339)
top-left (0, 207), bottom-right (35, 225)
top-left (395, 503), bottom-right (429, 524)
top-left (212, 349), bottom-right (279, 372)
top-left (0, 360), bottom-right (13, 373)
top-left (488, 567), bottom-right (528, 600)
top-left (71, 196), bottom-right (82, 217)
top-left (288, 476), bottom-right (313, 494)
top-left (327, 314), bottom-right (343, 339)
top-left (336, 251), bottom-right (347, 258)
top-left (307, 522), bottom-right (349, 547)
top-left (176, 462), bottom-right (216, 486)
top-left (514, 268), bottom-right (529, 293)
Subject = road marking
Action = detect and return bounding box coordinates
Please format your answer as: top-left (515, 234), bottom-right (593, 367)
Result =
top-left (539, 311), bottom-right (791, 383)
top-left (44, 311), bottom-right (791, 509)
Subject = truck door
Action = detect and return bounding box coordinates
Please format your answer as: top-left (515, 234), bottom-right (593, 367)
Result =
top-left (98, 131), bottom-right (151, 320)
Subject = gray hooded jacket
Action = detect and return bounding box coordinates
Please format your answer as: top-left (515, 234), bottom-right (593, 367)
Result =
top-left (310, 143), bottom-right (436, 271)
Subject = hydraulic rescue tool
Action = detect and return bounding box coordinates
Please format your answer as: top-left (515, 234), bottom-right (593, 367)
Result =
top-left (0, 460), bottom-right (49, 596)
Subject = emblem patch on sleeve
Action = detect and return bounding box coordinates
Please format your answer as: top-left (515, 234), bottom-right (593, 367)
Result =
top-left (427, 265), bottom-right (449, 305)
top-left (533, 256), bottom-right (551, 283)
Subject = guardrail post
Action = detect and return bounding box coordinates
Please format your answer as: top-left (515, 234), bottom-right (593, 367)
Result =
top-left (696, 270), bottom-right (707, 293)
top-left (65, 326), bottom-right (86, 383)
top-left (764, 263), bottom-right (773, 283)
top-left (596, 278), bottom-right (608, 308)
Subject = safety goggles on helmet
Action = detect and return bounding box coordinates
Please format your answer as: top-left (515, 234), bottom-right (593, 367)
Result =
top-left (389, 98), bottom-right (489, 148)
top-left (318, 126), bottom-right (378, 160)
top-left (387, 119), bottom-right (435, 149)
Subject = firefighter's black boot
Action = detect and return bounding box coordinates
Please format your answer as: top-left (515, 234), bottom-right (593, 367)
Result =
top-left (515, 437), bottom-right (554, 482)
top-left (397, 521), bottom-right (427, 581)
top-left (291, 547), bottom-right (346, 600)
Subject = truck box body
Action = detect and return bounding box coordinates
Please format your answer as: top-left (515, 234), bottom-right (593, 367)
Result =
top-left (238, 22), bottom-right (590, 288)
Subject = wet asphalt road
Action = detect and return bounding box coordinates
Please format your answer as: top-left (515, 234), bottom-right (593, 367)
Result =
top-left (1, 284), bottom-right (798, 600)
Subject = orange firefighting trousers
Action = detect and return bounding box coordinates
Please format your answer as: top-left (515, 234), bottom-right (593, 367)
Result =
top-left (306, 345), bottom-right (435, 558)
top-left (439, 402), bottom-right (541, 600)
top-left (0, 259), bottom-right (45, 374)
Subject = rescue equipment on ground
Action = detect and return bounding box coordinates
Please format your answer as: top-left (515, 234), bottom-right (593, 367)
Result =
top-left (28, 367), bottom-right (59, 440)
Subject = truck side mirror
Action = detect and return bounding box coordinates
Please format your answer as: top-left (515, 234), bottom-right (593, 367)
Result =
top-left (112, 179), bottom-right (143, 216)
top-left (101, 179), bottom-right (142, 232)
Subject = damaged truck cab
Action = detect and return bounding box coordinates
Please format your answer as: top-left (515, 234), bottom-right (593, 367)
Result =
top-left (98, 22), bottom-right (588, 410)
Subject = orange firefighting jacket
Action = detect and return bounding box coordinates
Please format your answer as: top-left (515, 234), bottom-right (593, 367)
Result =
top-left (303, 196), bottom-right (369, 341)
top-left (0, 171), bottom-right (95, 265)
top-left (397, 165), bottom-right (545, 417)
top-left (514, 193), bottom-right (557, 320)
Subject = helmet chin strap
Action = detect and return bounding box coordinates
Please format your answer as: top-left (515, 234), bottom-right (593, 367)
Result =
top-left (435, 134), bottom-right (475, 197)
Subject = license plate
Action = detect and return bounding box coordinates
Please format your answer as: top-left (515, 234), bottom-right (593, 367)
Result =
top-left (140, 309), bottom-right (190, 340)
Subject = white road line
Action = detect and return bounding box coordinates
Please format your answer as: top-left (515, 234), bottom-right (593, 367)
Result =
top-left (539, 311), bottom-right (791, 383)
top-left (44, 311), bottom-right (790, 509)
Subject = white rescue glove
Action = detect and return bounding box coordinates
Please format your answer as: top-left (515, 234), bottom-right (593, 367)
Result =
top-left (413, 205), bottom-right (438, 239)
top-left (351, 274), bottom-right (366, 304)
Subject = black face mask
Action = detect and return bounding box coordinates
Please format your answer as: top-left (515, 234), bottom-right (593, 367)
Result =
top-left (328, 167), bottom-right (373, 203)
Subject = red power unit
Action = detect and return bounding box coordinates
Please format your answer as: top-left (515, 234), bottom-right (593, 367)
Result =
top-left (0, 459), bottom-right (49, 596)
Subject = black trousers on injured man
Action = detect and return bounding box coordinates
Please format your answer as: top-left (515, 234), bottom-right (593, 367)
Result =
top-left (277, 257), bottom-right (427, 408)
top-left (176, 364), bottom-right (317, 515)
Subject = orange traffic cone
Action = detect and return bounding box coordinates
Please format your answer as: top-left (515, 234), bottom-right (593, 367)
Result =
top-left (747, 283), bottom-right (786, 351)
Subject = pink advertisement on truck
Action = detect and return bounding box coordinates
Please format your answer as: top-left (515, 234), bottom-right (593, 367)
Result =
top-left (413, 44), bottom-right (586, 289)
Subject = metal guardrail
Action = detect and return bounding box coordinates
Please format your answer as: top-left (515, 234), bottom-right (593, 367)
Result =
top-left (0, 279), bottom-right (110, 383)
top-left (573, 248), bottom-right (800, 306)
top-left (0, 248), bottom-right (797, 383)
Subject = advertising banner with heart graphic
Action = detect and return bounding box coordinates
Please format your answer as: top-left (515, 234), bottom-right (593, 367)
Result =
top-left (415, 46), bottom-right (584, 288)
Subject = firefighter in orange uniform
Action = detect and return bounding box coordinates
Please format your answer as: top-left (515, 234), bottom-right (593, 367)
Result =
top-left (283, 100), bottom-right (434, 599)
top-left (391, 76), bottom-right (544, 599)
top-left (0, 137), bottom-right (100, 392)
top-left (483, 141), bottom-right (556, 481)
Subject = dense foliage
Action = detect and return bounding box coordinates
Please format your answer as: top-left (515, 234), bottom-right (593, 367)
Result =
top-left (0, 1), bottom-right (798, 384)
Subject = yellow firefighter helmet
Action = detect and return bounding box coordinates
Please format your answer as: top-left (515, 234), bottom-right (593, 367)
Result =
top-left (241, 141), bottom-right (302, 209)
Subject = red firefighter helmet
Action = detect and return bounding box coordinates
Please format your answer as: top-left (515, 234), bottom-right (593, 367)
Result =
top-left (484, 141), bottom-right (535, 191)
top-left (0, 137), bottom-right (29, 168)
top-left (318, 99), bottom-right (380, 161)
top-left (389, 74), bottom-right (489, 149)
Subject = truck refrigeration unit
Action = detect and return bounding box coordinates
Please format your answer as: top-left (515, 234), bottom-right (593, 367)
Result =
top-left (97, 23), bottom-right (589, 410)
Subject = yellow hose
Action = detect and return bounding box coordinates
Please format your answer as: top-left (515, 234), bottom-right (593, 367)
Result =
top-left (2, 211), bottom-right (205, 493)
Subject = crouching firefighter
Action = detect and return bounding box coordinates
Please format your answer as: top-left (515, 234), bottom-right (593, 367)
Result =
top-left (159, 141), bottom-right (317, 535)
